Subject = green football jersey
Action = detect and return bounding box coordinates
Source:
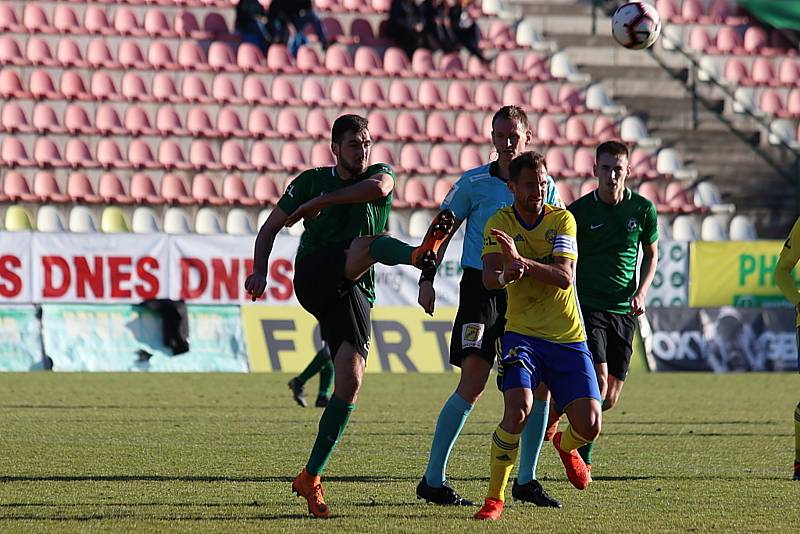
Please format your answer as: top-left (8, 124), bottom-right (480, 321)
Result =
top-left (568, 188), bottom-right (658, 313)
top-left (276, 163), bottom-right (394, 302)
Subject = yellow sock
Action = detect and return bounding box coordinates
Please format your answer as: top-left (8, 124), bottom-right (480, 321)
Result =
top-left (559, 424), bottom-right (592, 453)
top-left (794, 402), bottom-right (800, 464)
top-left (487, 426), bottom-right (520, 501)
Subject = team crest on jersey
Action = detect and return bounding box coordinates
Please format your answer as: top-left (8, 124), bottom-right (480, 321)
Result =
top-left (545, 229), bottom-right (556, 243)
top-left (626, 217), bottom-right (638, 232)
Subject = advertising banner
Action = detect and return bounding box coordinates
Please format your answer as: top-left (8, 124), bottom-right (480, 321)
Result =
top-left (41, 304), bottom-right (248, 372)
top-left (647, 241), bottom-right (689, 307)
top-left (645, 306), bottom-right (797, 372)
top-left (689, 240), bottom-right (798, 307)
top-left (0, 305), bottom-right (45, 371)
top-left (0, 232), bottom-right (32, 303)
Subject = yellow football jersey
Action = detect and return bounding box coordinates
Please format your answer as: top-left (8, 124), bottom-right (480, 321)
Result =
top-left (482, 204), bottom-right (584, 343)
top-left (776, 216), bottom-right (800, 326)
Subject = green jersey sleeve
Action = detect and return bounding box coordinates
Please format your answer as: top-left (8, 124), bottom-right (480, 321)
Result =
top-left (640, 200), bottom-right (658, 245)
top-left (276, 171), bottom-right (313, 214)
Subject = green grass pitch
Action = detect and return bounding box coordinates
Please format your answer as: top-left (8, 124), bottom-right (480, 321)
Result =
top-left (0, 372), bottom-right (796, 532)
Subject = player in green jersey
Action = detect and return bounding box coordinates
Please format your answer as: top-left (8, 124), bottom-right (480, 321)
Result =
top-left (245, 115), bottom-right (455, 518)
top-left (775, 216), bottom-right (800, 481)
top-left (559, 140), bottom-right (658, 473)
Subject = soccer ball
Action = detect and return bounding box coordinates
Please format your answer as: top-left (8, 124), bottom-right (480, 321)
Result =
top-left (611, 1), bottom-right (662, 50)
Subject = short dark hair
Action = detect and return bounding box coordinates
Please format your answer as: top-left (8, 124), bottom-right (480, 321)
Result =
top-left (331, 114), bottom-right (369, 144)
top-left (491, 105), bottom-right (530, 131)
top-left (509, 151), bottom-right (547, 182)
top-left (596, 140), bottom-right (629, 161)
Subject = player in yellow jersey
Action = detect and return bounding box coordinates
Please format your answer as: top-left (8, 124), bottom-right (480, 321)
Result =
top-left (775, 216), bottom-right (800, 481)
top-left (473, 152), bottom-right (602, 520)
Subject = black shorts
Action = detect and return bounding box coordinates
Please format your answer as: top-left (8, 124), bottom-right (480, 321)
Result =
top-left (294, 240), bottom-right (371, 360)
top-left (449, 267), bottom-right (507, 367)
top-left (582, 307), bottom-right (636, 381)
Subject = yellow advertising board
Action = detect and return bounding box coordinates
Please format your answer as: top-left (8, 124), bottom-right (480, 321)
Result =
top-left (242, 305), bottom-right (458, 373)
top-left (689, 240), bottom-right (799, 307)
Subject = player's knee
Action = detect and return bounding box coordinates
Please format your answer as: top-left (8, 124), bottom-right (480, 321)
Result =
top-left (502, 399), bottom-right (531, 433)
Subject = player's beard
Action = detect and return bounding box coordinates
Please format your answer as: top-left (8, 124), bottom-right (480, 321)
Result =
top-left (341, 157), bottom-right (367, 177)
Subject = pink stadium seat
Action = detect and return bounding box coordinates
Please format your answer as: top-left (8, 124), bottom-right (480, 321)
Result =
top-left (502, 83), bottom-right (528, 108)
top-left (655, 0), bottom-right (679, 22)
top-left (223, 174), bottom-right (258, 206)
top-left (439, 53), bottom-right (466, 79)
top-left (366, 110), bottom-right (394, 140)
top-left (161, 173), bottom-right (195, 205)
top-left (271, 76), bottom-right (301, 105)
top-left (0, 37), bottom-right (24, 66)
top-left (433, 178), bottom-right (455, 205)
top-left (724, 58), bottom-right (750, 85)
top-left (156, 107), bottom-right (187, 136)
top-left (630, 149), bottom-right (659, 179)
top-left (572, 147), bottom-right (595, 177)
top-left (204, 13), bottom-right (229, 35)
top-left (530, 84), bottom-right (558, 112)
top-left (1, 137), bottom-right (31, 166)
top-left (751, 58), bottom-right (776, 86)
top-left (90, 72), bottom-right (120, 101)
top-left (301, 78), bottom-right (330, 106)
top-left (158, 139), bottom-right (192, 170)
top-left (418, 80), bottom-right (446, 109)
top-left (129, 139), bottom-right (158, 170)
top-left (34, 138), bottom-right (66, 167)
top-left (429, 145), bottom-right (459, 175)
top-left (212, 74), bottom-right (244, 104)
top-left (536, 116), bottom-right (565, 145)
top-left (467, 55), bottom-right (492, 79)
top-left (426, 113), bottom-right (456, 142)
top-left (187, 108), bottom-right (215, 137)
top-left (403, 178), bottom-right (437, 208)
top-left (221, 140), bottom-right (254, 171)
top-left (56, 39), bottom-right (86, 68)
top-left (579, 179), bottom-right (597, 197)
top-left (182, 74), bottom-right (213, 103)
top-left (243, 75), bottom-right (271, 104)
top-left (217, 108), bottom-right (247, 137)
top-left (412, 49), bottom-right (436, 77)
top-left (99, 172), bottom-right (134, 204)
top-left (391, 179), bottom-right (409, 208)
top-left (637, 181), bottom-right (668, 212)
top-left (253, 175), bottom-right (281, 205)
top-left (474, 83), bottom-right (501, 110)
top-left (355, 47), bottom-right (383, 75)
top-left (148, 41), bottom-right (178, 69)
top-left (280, 142), bottom-right (307, 172)
top-left (96, 105), bottom-right (125, 135)
top-left (351, 18), bottom-right (378, 45)
top-left (122, 72), bottom-right (153, 102)
top-left (689, 27), bottom-right (713, 52)
top-left (396, 112), bottom-right (425, 141)
top-left (743, 26), bottom-right (768, 55)
top-left (455, 113), bottom-right (484, 144)
top-left (29, 70), bottom-right (59, 100)
top-left (174, 11), bottom-right (204, 39)
top-left (125, 106), bottom-right (157, 136)
top-left (324, 45), bottom-right (355, 74)
top-left (370, 145), bottom-right (397, 167)
top-left (330, 78), bottom-right (359, 106)
top-left (307, 109), bottom-right (332, 139)
top-left (565, 116), bottom-right (594, 145)
top-left (0, 5), bottom-right (21, 33)
top-left (190, 140), bottom-right (222, 171)
top-left (276, 109), bottom-right (306, 139)
top-left (86, 38), bottom-right (118, 68)
top-left (680, 0), bottom-right (703, 22)
top-left (665, 181), bottom-right (695, 213)
top-left (192, 174), bottom-right (226, 205)
top-left (34, 171), bottom-right (69, 203)
top-left (360, 79), bottom-right (387, 107)
top-left (131, 173), bottom-right (164, 204)
top-left (322, 17), bottom-right (346, 44)
top-left (524, 53), bottom-right (550, 80)
top-left (715, 27), bottom-right (743, 54)
top-left (592, 116), bottom-right (619, 141)
top-left (3, 171), bottom-right (38, 202)
top-left (0, 70), bottom-right (28, 99)
top-left (267, 44), bottom-right (297, 73)
top-left (778, 59), bottom-right (800, 86)
top-left (32, 104), bottom-right (63, 134)
top-left (545, 148), bottom-right (574, 178)
top-left (144, 9), bottom-right (174, 37)
top-left (399, 145), bottom-right (431, 174)
top-left (114, 7), bottom-right (144, 36)
top-left (555, 180), bottom-right (577, 205)
top-left (343, 0), bottom-right (370, 13)
top-left (787, 89), bottom-right (800, 116)
top-left (297, 46), bottom-right (325, 73)
top-left (208, 42), bottom-right (236, 71)
top-left (248, 109), bottom-right (276, 138)
top-left (237, 42), bottom-right (266, 72)
top-left (759, 89), bottom-right (784, 115)
top-left (495, 52), bottom-right (522, 80)
top-left (64, 104), bottom-right (94, 134)
top-left (152, 73), bottom-right (181, 102)
top-left (84, 7), bottom-right (112, 35)
top-left (383, 47), bottom-right (411, 76)
top-left (251, 141), bottom-right (281, 171)
top-left (27, 37), bottom-right (57, 67)
top-left (178, 41), bottom-right (208, 70)
top-left (559, 85), bottom-right (585, 112)
top-left (67, 172), bottom-right (102, 203)
top-left (708, 0), bottom-right (735, 23)
top-left (311, 142), bottom-right (336, 167)
top-left (459, 146), bottom-right (484, 170)
top-left (64, 139), bottom-right (97, 169)
top-left (488, 20), bottom-right (514, 48)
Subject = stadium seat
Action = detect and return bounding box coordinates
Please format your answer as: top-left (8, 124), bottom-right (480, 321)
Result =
top-left (695, 181), bottom-right (735, 213)
top-left (160, 173), bottom-right (194, 205)
top-left (638, 181), bottom-right (669, 212)
top-left (579, 180), bottom-right (596, 199)
top-left (27, 37), bottom-right (58, 67)
top-left (530, 84), bottom-right (558, 113)
top-left (729, 214), bottom-right (758, 240)
top-left (178, 41), bottom-right (208, 70)
top-left (0, 69), bottom-right (28, 99)
top-left (35, 138), bottom-right (67, 167)
top-left (248, 109), bottom-right (276, 138)
top-left (272, 76), bottom-right (301, 105)
top-left (251, 141), bottom-right (281, 171)
top-left (715, 27), bottom-right (744, 54)
top-left (301, 78), bottom-right (330, 107)
top-left (1, 137), bottom-right (32, 167)
top-left (174, 11), bottom-right (203, 39)
top-left (125, 106), bottom-right (157, 136)
top-left (523, 53), bottom-right (549, 79)
top-left (743, 26), bottom-right (769, 55)
top-left (399, 145), bottom-right (431, 174)
top-left (665, 181), bottom-right (696, 213)
top-left (3, 171), bottom-right (37, 202)
top-left (688, 26), bottom-right (714, 53)
top-left (281, 142), bottom-right (307, 172)
top-left (657, 148), bottom-right (697, 180)
top-left (355, 46), bottom-right (383, 76)
top-left (101, 207), bottom-right (132, 233)
top-left (433, 178), bottom-right (454, 205)
top-left (33, 171), bottom-right (69, 203)
top-left (119, 41), bottom-right (148, 70)
top-left (132, 206), bottom-right (161, 233)
top-left (565, 116), bottom-right (594, 145)
top-left (388, 80), bottom-right (415, 108)
top-left (144, 9), bottom-right (174, 38)
top-left (158, 140), bottom-right (190, 171)
top-left (5, 205), bottom-right (34, 231)
top-left (131, 173), bottom-right (164, 204)
top-left (411, 49), bottom-right (436, 78)
top-left (1, 102), bottom-right (31, 133)
top-left (212, 75), bottom-right (244, 104)
top-left (190, 140), bottom-right (222, 171)
top-left (383, 47), bottom-right (411, 76)
top-left (0, 37), bottom-right (24, 66)
top-left (516, 18), bottom-right (547, 49)
top-left (36, 205), bottom-right (66, 232)
top-left (630, 148), bottom-right (659, 179)
top-left (545, 148), bottom-right (574, 178)
top-left (311, 142), bottom-right (336, 167)
top-left (429, 145), bottom-right (459, 175)
top-left (129, 139), bottom-right (159, 170)
top-left (146, 41), bottom-right (177, 70)
top-left (447, 82), bottom-right (475, 111)
top-left (700, 215), bottom-right (729, 241)
top-left (257, 208), bottom-right (273, 229)
top-left (621, 116), bottom-right (658, 147)
top-left (455, 113), bottom-right (484, 144)
top-left (459, 145), bottom-right (484, 170)
top-left (426, 113), bottom-right (456, 142)
top-left (98, 172), bottom-right (133, 204)
top-left (418, 81), bottom-right (446, 110)
top-left (30, 70), bottom-right (59, 100)
top-left (217, 108), bottom-right (247, 137)
top-left (408, 209), bottom-right (435, 238)
top-left (267, 44), bottom-right (297, 73)
top-left (297, 46), bottom-right (325, 74)
top-left (325, 45), bottom-right (355, 74)
top-left (253, 175), bottom-right (281, 205)
top-left (751, 58), bottom-right (776, 86)
top-left (84, 6), bottom-right (112, 35)
top-left (192, 174), bottom-right (225, 205)
top-left (0, 4), bottom-right (21, 33)
top-left (56, 39), bottom-right (86, 68)
top-left (475, 83), bottom-right (501, 110)
top-left (33, 104), bottom-right (64, 134)
top-left (64, 104), bottom-right (94, 135)
top-left (276, 109), bottom-right (306, 139)
top-left (759, 90), bottom-right (784, 115)
top-left (222, 207), bottom-right (253, 236)
top-left (555, 180), bottom-right (577, 205)
top-left (360, 79), bottom-right (387, 107)
top-left (440, 53), bottom-right (466, 78)
top-left (365, 110), bottom-right (393, 141)
top-left (96, 105), bottom-right (125, 135)
top-left (221, 140), bottom-right (254, 172)
top-left (671, 214), bottom-right (700, 241)
top-left (371, 145), bottom-right (397, 167)
top-left (221, 174), bottom-right (256, 206)
top-left (182, 74), bottom-right (213, 104)
top-left (68, 206), bottom-right (98, 233)
top-left (572, 147), bottom-right (595, 178)
top-left (537, 116), bottom-right (565, 145)
top-left (495, 52), bottom-right (523, 80)
top-left (152, 73), bottom-right (180, 102)
top-left (396, 112), bottom-right (425, 142)
top-left (164, 207), bottom-right (192, 234)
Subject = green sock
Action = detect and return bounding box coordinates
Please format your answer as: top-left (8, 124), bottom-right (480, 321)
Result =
top-left (318, 358), bottom-right (334, 398)
top-left (295, 347), bottom-right (329, 385)
top-left (578, 442), bottom-right (594, 465)
top-left (369, 235), bottom-right (414, 266)
top-left (306, 395), bottom-right (356, 475)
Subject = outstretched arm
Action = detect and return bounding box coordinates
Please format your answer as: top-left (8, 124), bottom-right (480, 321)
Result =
top-left (245, 207), bottom-right (289, 301)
